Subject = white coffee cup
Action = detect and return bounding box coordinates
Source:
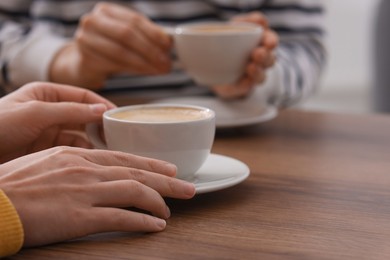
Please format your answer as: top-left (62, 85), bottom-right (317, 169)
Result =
top-left (171, 22), bottom-right (263, 86)
top-left (87, 104), bottom-right (216, 180)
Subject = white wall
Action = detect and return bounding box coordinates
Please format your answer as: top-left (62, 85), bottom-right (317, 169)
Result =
top-left (301, 0), bottom-right (381, 113)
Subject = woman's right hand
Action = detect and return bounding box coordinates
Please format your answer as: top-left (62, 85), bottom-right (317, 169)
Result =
top-left (0, 146), bottom-right (195, 247)
top-left (49, 2), bottom-right (172, 89)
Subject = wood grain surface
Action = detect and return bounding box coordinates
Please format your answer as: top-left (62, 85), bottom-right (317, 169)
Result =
top-left (10, 109), bottom-right (390, 260)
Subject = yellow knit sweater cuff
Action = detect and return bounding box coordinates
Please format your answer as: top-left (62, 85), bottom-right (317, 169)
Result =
top-left (0, 189), bottom-right (24, 257)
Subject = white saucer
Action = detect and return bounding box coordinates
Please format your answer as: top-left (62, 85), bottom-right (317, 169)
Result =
top-left (152, 96), bottom-right (277, 128)
top-left (192, 153), bottom-right (250, 194)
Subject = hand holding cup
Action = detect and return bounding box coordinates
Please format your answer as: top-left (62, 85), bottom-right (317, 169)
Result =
top-left (169, 12), bottom-right (278, 99)
top-left (87, 104), bottom-right (216, 180)
top-left (212, 12), bottom-right (279, 99)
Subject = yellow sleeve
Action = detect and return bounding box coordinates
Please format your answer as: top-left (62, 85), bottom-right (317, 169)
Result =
top-left (0, 189), bottom-right (24, 257)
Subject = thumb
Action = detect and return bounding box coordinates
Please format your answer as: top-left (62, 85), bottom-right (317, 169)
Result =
top-left (38, 102), bottom-right (108, 127)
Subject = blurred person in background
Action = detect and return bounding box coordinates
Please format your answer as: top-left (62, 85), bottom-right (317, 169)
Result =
top-left (0, 0), bottom-right (326, 107)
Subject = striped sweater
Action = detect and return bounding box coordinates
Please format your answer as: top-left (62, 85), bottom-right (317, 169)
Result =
top-left (0, 0), bottom-right (326, 107)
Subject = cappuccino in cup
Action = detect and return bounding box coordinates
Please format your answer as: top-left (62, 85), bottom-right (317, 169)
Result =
top-left (87, 104), bottom-right (216, 180)
top-left (110, 106), bottom-right (211, 123)
top-left (184, 24), bottom-right (256, 33)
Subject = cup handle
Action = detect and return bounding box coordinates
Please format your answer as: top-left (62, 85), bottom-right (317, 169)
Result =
top-left (162, 26), bottom-right (175, 35)
top-left (161, 26), bottom-right (183, 71)
top-left (86, 123), bottom-right (107, 150)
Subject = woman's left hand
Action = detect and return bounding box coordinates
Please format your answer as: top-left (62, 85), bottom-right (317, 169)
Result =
top-left (212, 12), bottom-right (279, 99)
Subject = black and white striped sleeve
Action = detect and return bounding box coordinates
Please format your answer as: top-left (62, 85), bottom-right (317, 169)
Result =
top-left (260, 0), bottom-right (326, 107)
top-left (0, 0), bottom-right (68, 93)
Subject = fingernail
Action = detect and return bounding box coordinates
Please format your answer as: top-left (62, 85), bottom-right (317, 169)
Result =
top-left (156, 218), bottom-right (167, 229)
top-left (166, 206), bottom-right (171, 218)
top-left (184, 182), bottom-right (196, 197)
top-left (165, 163), bottom-right (177, 175)
top-left (89, 103), bottom-right (107, 115)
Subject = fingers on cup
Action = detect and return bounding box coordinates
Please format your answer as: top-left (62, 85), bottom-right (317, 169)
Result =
top-left (126, 167), bottom-right (195, 199)
top-left (212, 80), bottom-right (254, 100)
top-left (94, 3), bottom-right (171, 71)
top-left (233, 12), bottom-right (269, 28)
top-left (252, 48), bottom-right (276, 68)
top-left (77, 27), bottom-right (161, 75)
top-left (95, 2), bottom-right (170, 50)
top-left (78, 9), bottom-right (168, 74)
top-left (262, 30), bottom-right (279, 49)
top-left (81, 150), bottom-right (178, 177)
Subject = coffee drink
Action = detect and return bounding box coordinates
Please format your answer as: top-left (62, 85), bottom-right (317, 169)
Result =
top-left (87, 104), bottom-right (216, 180)
top-left (185, 24), bottom-right (256, 33)
top-left (110, 106), bottom-right (212, 123)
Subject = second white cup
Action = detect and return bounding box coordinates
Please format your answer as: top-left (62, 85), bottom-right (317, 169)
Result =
top-left (171, 22), bottom-right (263, 86)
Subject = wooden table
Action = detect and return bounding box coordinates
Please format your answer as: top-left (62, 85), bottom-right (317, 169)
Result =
top-left (10, 108), bottom-right (390, 259)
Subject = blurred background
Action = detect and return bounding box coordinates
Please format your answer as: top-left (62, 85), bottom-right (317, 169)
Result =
top-left (300, 0), bottom-right (381, 114)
